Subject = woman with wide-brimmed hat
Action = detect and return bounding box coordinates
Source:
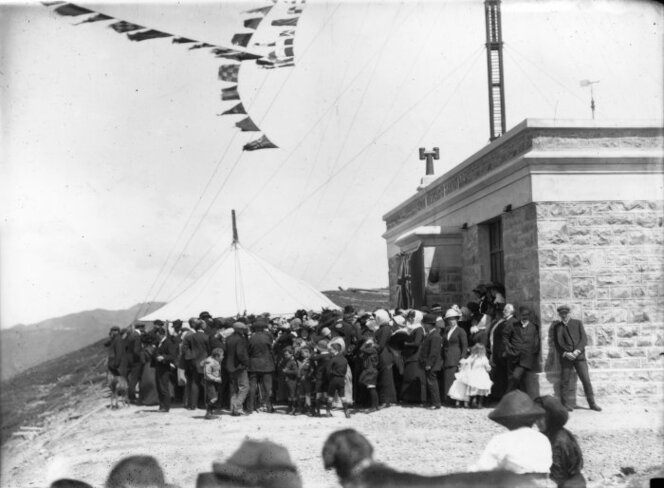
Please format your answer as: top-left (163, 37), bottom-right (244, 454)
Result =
top-left (441, 307), bottom-right (468, 405)
top-left (468, 390), bottom-right (552, 479)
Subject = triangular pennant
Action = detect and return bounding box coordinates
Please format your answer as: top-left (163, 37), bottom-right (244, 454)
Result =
top-left (235, 117), bottom-right (260, 132)
top-left (54, 3), bottom-right (94, 16)
top-left (221, 86), bottom-right (240, 101)
top-left (244, 17), bottom-right (263, 30)
top-left (127, 29), bottom-right (172, 42)
top-left (214, 50), bottom-right (262, 61)
top-left (76, 13), bottom-right (113, 24)
top-left (243, 134), bottom-right (278, 151)
top-left (189, 43), bottom-right (213, 50)
top-left (279, 29), bottom-right (296, 37)
top-left (109, 20), bottom-right (143, 33)
top-left (287, 6), bottom-right (303, 14)
top-left (231, 33), bottom-right (253, 47)
top-left (219, 103), bottom-right (246, 116)
top-left (41, 1), bottom-right (66, 6)
top-left (271, 17), bottom-right (299, 27)
top-left (218, 64), bottom-right (240, 83)
top-left (243, 5), bottom-right (272, 15)
top-left (172, 37), bottom-right (196, 44)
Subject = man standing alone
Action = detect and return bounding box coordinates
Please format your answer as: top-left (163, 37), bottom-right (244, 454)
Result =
top-left (552, 305), bottom-right (601, 412)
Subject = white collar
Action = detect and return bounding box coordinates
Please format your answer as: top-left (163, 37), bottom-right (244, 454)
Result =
top-left (349, 458), bottom-right (373, 479)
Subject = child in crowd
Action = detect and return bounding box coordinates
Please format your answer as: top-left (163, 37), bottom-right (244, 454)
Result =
top-left (281, 347), bottom-right (299, 415)
top-left (311, 339), bottom-right (331, 417)
top-left (448, 343), bottom-right (493, 408)
top-left (202, 348), bottom-right (223, 419)
top-left (326, 342), bottom-right (351, 418)
top-left (359, 338), bottom-right (379, 412)
top-left (465, 343), bottom-right (493, 408)
top-left (296, 346), bottom-right (313, 415)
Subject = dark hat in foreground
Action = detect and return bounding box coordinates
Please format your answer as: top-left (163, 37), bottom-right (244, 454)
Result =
top-left (536, 395), bottom-right (569, 431)
top-left (110, 325), bottom-right (120, 332)
top-left (199, 311), bottom-right (212, 319)
top-left (488, 390), bottom-right (545, 429)
top-left (253, 317), bottom-right (268, 329)
top-left (196, 439), bottom-right (302, 488)
top-left (557, 304), bottom-right (571, 313)
top-left (232, 321), bottom-right (247, 330)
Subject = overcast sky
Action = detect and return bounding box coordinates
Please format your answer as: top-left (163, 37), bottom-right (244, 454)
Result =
top-left (1, 0), bottom-right (662, 327)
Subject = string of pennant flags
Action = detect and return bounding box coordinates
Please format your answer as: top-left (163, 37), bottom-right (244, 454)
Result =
top-left (42, 0), bottom-right (307, 152)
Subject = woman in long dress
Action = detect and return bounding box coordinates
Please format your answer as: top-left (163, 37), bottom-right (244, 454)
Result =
top-left (399, 310), bottom-right (426, 404)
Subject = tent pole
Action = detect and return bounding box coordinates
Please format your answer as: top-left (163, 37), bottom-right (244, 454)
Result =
top-left (232, 209), bottom-right (239, 244)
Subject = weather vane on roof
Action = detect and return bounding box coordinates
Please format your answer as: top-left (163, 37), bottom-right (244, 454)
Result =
top-left (580, 80), bottom-right (600, 120)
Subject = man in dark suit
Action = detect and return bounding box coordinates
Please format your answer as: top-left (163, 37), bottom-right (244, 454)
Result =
top-left (419, 314), bottom-right (443, 409)
top-left (553, 304), bottom-right (601, 412)
top-left (226, 322), bottom-right (250, 416)
top-left (181, 319), bottom-right (209, 410)
top-left (502, 305), bottom-right (540, 398)
top-left (247, 317), bottom-right (276, 413)
top-left (124, 323), bottom-right (145, 404)
top-left (487, 302), bottom-right (511, 402)
top-left (153, 327), bottom-right (179, 412)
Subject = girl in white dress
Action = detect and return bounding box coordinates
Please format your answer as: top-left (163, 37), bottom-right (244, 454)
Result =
top-left (466, 343), bottom-right (493, 408)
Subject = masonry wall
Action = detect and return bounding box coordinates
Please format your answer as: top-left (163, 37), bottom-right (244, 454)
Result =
top-left (502, 203), bottom-right (541, 320)
top-left (535, 200), bottom-right (664, 399)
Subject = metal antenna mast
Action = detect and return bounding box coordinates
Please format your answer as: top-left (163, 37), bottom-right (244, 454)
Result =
top-left (484, 0), bottom-right (506, 141)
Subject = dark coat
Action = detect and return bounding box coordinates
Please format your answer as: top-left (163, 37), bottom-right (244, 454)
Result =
top-left (182, 330), bottom-right (210, 364)
top-left (375, 323), bottom-right (394, 369)
top-left (248, 330), bottom-right (275, 372)
top-left (402, 327), bottom-right (424, 363)
top-left (502, 319), bottom-right (540, 370)
top-left (153, 336), bottom-right (179, 369)
top-left (553, 319), bottom-right (588, 361)
top-left (419, 329), bottom-right (443, 371)
top-left (225, 332), bottom-right (249, 372)
top-left (327, 354), bottom-right (348, 378)
top-left (124, 330), bottom-right (142, 365)
top-left (442, 325), bottom-right (468, 368)
top-left (105, 334), bottom-right (127, 375)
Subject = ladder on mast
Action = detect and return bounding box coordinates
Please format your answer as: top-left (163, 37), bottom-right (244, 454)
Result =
top-left (484, 0), bottom-right (506, 141)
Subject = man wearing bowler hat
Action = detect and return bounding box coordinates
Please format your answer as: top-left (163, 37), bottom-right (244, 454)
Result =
top-left (552, 305), bottom-right (601, 412)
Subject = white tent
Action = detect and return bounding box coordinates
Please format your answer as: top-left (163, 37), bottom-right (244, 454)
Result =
top-left (139, 241), bottom-right (340, 321)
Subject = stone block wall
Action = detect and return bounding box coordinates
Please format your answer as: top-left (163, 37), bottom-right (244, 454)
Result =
top-left (502, 203), bottom-right (541, 319)
top-left (461, 225), bottom-right (481, 301)
top-left (535, 200), bottom-right (664, 400)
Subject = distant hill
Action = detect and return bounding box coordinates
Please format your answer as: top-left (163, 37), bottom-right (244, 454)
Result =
top-left (0, 303), bottom-right (164, 381)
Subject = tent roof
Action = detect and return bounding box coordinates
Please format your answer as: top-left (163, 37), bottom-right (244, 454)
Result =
top-left (139, 242), bottom-right (340, 321)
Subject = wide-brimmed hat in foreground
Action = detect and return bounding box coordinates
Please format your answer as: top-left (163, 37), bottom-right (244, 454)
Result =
top-left (488, 390), bottom-right (545, 430)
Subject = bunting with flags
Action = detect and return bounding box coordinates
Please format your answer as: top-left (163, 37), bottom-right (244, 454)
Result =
top-left (243, 135), bottom-right (277, 151)
top-left (235, 117), bottom-right (260, 132)
top-left (127, 29), bottom-right (172, 42)
top-left (244, 5), bottom-right (272, 15)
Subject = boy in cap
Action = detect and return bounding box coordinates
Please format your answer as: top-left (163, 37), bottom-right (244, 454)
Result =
top-left (203, 348), bottom-right (224, 419)
top-left (552, 305), bottom-right (601, 412)
top-left (281, 346), bottom-right (299, 414)
top-left (327, 342), bottom-right (352, 418)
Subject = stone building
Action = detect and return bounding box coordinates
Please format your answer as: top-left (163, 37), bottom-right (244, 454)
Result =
top-left (382, 119), bottom-right (664, 399)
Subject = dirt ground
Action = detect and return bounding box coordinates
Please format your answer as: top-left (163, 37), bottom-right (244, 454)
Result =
top-left (2, 387), bottom-right (662, 488)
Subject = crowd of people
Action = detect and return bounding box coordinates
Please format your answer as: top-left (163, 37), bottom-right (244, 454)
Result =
top-left (104, 282), bottom-right (601, 420)
top-left (49, 390), bottom-right (588, 487)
